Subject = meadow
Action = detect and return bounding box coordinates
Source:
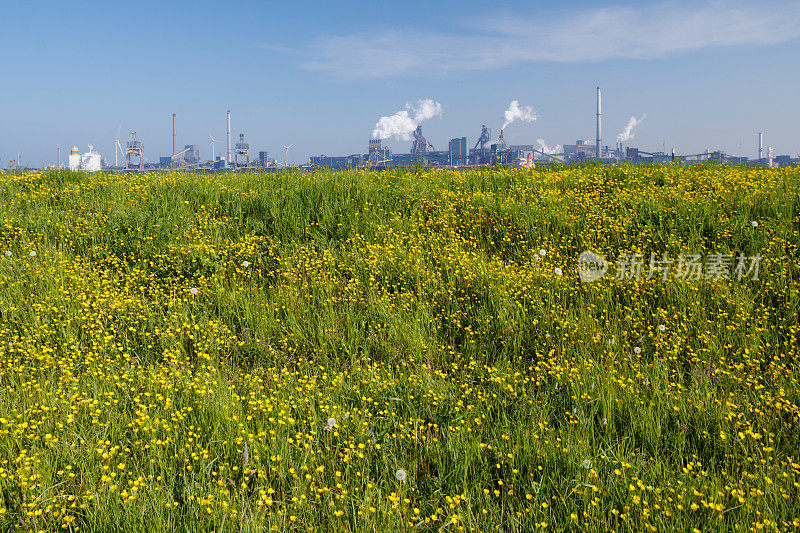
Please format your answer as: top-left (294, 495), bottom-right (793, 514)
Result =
top-left (0, 164), bottom-right (798, 532)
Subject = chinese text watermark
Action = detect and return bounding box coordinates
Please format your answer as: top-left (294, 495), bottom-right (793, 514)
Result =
top-left (578, 251), bottom-right (761, 282)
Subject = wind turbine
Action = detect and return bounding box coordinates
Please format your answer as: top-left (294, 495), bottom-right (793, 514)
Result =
top-left (114, 125), bottom-right (125, 168)
top-left (210, 135), bottom-right (221, 161)
top-left (282, 144), bottom-right (293, 169)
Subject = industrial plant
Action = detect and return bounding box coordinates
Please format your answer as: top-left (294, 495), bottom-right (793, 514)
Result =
top-left (310, 88), bottom-right (796, 170)
top-left (25, 87), bottom-right (799, 173)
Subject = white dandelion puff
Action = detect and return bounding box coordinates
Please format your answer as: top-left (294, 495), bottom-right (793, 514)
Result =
top-left (29, 251), bottom-right (36, 257)
top-left (327, 417), bottom-right (336, 429)
top-left (582, 459), bottom-right (592, 470)
top-left (4, 251), bottom-right (11, 257)
top-left (242, 260), bottom-right (250, 268)
top-left (395, 469), bottom-right (407, 483)
top-left (554, 267), bottom-right (563, 276)
top-left (658, 324), bottom-right (666, 332)
top-left (190, 287), bottom-right (198, 295)
top-left (634, 346), bottom-right (642, 354)
top-left (751, 221), bottom-right (758, 227)
top-left (539, 249), bottom-right (547, 257)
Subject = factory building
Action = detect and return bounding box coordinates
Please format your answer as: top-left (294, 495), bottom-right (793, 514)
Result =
top-left (68, 145), bottom-right (102, 172)
top-left (184, 145), bottom-right (200, 164)
top-left (449, 137), bottom-right (467, 166)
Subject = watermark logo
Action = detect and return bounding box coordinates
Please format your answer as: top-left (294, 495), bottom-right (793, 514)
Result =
top-left (578, 251), bottom-right (761, 282)
top-left (578, 250), bottom-right (609, 283)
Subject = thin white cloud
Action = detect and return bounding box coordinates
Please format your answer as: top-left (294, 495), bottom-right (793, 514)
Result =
top-left (286, 1), bottom-right (800, 79)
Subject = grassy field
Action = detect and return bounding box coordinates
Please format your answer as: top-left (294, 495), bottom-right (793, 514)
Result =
top-left (0, 165), bottom-right (798, 532)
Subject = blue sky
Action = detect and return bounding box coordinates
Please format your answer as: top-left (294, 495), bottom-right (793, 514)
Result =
top-left (2, 0), bottom-right (799, 167)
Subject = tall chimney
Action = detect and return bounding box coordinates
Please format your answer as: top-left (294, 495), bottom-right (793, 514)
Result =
top-left (758, 132), bottom-right (763, 160)
top-left (596, 86), bottom-right (602, 159)
top-left (172, 114), bottom-right (176, 159)
top-left (227, 110), bottom-right (232, 167)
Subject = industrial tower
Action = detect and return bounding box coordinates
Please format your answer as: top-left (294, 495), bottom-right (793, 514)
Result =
top-left (125, 131), bottom-right (144, 171)
top-left (366, 139), bottom-right (392, 168)
top-left (411, 126), bottom-right (435, 164)
top-left (234, 133), bottom-right (250, 168)
top-left (596, 86), bottom-right (602, 159)
top-left (473, 125), bottom-right (491, 164)
top-left (227, 111), bottom-right (232, 168)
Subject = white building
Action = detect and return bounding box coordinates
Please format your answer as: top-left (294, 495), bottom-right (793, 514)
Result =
top-left (68, 145), bottom-right (102, 172)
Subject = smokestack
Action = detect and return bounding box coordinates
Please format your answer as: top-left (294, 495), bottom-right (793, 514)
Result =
top-left (596, 86), bottom-right (602, 159)
top-left (227, 110), bottom-right (232, 168)
top-left (758, 132), bottom-right (763, 161)
top-left (172, 114), bottom-right (176, 159)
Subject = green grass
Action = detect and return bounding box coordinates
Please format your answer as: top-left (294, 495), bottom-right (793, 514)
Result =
top-left (0, 164), bottom-right (798, 532)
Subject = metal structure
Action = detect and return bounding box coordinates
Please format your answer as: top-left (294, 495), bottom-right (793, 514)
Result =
top-left (495, 129), bottom-right (507, 150)
top-left (759, 132), bottom-right (763, 161)
top-left (226, 111), bottom-right (232, 168)
top-left (411, 126), bottom-right (435, 163)
top-left (473, 125), bottom-right (491, 164)
top-left (234, 134), bottom-right (250, 167)
top-left (168, 146), bottom-right (191, 169)
top-left (596, 86), bottom-right (602, 159)
top-left (172, 114), bottom-right (177, 162)
top-left (366, 139), bottom-right (391, 168)
top-left (125, 131), bottom-right (144, 170)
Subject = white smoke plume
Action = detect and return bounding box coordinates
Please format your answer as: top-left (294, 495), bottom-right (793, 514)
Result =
top-left (617, 114), bottom-right (646, 142)
top-left (536, 138), bottom-right (562, 155)
top-left (372, 99), bottom-right (443, 140)
top-left (502, 100), bottom-right (538, 130)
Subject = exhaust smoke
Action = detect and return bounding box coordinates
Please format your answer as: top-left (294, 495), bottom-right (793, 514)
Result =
top-left (372, 99), bottom-right (443, 141)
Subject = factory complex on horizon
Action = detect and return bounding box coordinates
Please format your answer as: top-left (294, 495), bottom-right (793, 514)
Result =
top-left (28, 87), bottom-right (797, 173)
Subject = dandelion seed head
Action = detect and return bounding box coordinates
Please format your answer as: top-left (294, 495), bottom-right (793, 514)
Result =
top-left (751, 220), bottom-right (758, 227)
top-left (190, 287), bottom-right (198, 295)
top-left (4, 251), bottom-right (11, 257)
top-left (634, 346), bottom-right (642, 354)
top-left (29, 251), bottom-right (36, 257)
top-left (327, 417), bottom-right (336, 428)
top-left (395, 469), bottom-right (407, 482)
top-left (582, 459), bottom-right (592, 470)
top-left (554, 267), bottom-right (563, 276)
top-left (539, 249), bottom-right (547, 256)
top-left (658, 324), bottom-right (666, 332)
top-left (242, 260), bottom-right (250, 268)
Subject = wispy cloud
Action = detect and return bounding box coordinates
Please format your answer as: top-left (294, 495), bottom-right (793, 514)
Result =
top-left (272, 1), bottom-right (800, 79)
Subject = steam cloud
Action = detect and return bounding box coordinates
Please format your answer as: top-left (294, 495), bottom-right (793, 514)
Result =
top-left (372, 99), bottom-right (443, 140)
top-left (536, 138), bottom-right (562, 155)
top-left (502, 100), bottom-right (538, 130)
top-left (617, 114), bottom-right (646, 142)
